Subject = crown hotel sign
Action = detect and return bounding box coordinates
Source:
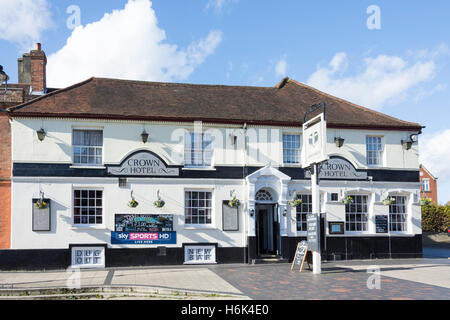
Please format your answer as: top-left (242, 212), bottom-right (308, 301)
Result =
top-left (108, 151), bottom-right (179, 176)
top-left (305, 157), bottom-right (368, 180)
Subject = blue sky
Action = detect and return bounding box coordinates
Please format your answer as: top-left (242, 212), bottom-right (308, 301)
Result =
top-left (1, 0), bottom-right (449, 203)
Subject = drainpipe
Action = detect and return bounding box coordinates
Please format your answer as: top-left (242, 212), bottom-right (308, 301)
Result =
top-left (242, 122), bottom-right (248, 263)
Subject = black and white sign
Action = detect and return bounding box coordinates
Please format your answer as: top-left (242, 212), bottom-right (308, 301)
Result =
top-left (375, 215), bottom-right (389, 233)
top-left (305, 157), bottom-right (367, 180)
top-left (108, 151), bottom-right (179, 176)
top-left (291, 241), bottom-right (310, 272)
top-left (307, 214), bottom-right (320, 252)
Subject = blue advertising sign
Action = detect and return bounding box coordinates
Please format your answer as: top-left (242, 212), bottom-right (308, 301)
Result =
top-left (111, 231), bottom-right (177, 245)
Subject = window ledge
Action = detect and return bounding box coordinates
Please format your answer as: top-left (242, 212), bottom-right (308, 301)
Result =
top-left (70, 225), bottom-right (108, 230)
top-left (70, 165), bottom-right (106, 169)
top-left (182, 167), bottom-right (216, 171)
top-left (184, 225), bottom-right (217, 230)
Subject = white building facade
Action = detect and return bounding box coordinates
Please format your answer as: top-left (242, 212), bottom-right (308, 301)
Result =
top-left (2, 77), bottom-right (424, 269)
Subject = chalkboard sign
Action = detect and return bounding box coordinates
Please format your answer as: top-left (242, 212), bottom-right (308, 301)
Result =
top-left (291, 241), bottom-right (310, 272)
top-left (114, 214), bottom-right (173, 232)
top-left (307, 213), bottom-right (320, 252)
top-left (375, 215), bottom-right (388, 233)
top-left (32, 198), bottom-right (51, 231)
top-left (222, 201), bottom-right (239, 231)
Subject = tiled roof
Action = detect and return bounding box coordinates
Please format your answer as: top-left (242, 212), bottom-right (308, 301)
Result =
top-left (7, 77), bottom-right (422, 130)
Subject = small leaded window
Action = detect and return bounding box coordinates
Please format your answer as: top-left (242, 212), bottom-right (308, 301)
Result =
top-left (255, 189), bottom-right (273, 201)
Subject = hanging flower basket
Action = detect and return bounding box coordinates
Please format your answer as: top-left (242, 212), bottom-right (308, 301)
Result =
top-left (419, 197), bottom-right (431, 206)
top-left (127, 199), bottom-right (139, 208)
top-left (342, 196), bottom-right (353, 205)
top-left (228, 196), bottom-right (240, 208)
top-left (153, 198), bottom-right (165, 208)
top-left (289, 196), bottom-right (302, 207)
top-left (35, 199), bottom-right (48, 209)
top-left (382, 197), bottom-right (396, 205)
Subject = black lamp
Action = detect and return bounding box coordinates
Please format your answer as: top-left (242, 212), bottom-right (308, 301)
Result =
top-left (402, 140), bottom-right (413, 150)
top-left (37, 128), bottom-right (46, 141)
top-left (334, 137), bottom-right (345, 148)
top-left (141, 130), bottom-right (149, 143)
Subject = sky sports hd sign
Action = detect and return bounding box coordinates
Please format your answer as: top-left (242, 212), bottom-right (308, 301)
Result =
top-left (111, 231), bottom-right (176, 245)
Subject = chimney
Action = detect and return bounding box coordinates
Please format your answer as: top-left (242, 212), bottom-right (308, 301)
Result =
top-left (18, 43), bottom-right (47, 94)
top-left (30, 43), bottom-right (47, 94)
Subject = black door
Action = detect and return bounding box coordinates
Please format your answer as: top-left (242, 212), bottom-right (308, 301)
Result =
top-left (256, 205), bottom-right (279, 256)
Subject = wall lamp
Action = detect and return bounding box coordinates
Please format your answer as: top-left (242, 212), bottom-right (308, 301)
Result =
top-left (37, 128), bottom-right (46, 141)
top-left (282, 208), bottom-right (287, 217)
top-left (402, 134), bottom-right (418, 151)
top-left (141, 130), bottom-right (149, 143)
top-left (249, 209), bottom-right (255, 217)
top-left (334, 137), bottom-right (345, 148)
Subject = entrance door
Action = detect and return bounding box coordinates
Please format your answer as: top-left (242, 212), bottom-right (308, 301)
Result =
top-left (256, 204), bottom-right (279, 256)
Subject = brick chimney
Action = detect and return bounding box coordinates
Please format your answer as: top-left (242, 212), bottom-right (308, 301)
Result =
top-left (18, 43), bottom-right (47, 94)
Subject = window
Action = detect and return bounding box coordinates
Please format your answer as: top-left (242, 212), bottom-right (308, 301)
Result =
top-left (345, 195), bottom-right (368, 232)
top-left (185, 191), bottom-right (212, 225)
top-left (366, 136), bottom-right (383, 166)
top-left (283, 134), bottom-right (301, 164)
top-left (73, 129), bottom-right (103, 165)
top-left (255, 189), bottom-right (273, 201)
top-left (73, 189), bottom-right (103, 225)
top-left (422, 179), bottom-right (430, 192)
top-left (184, 132), bottom-right (212, 167)
top-left (389, 195), bottom-right (408, 232)
top-left (330, 193), bottom-right (339, 202)
top-left (184, 245), bottom-right (216, 264)
top-left (296, 194), bottom-right (312, 231)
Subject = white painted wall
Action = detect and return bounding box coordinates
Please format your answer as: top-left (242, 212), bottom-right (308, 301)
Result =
top-left (11, 118), bottom-right (420, 169)
top-left (11, 177), bottom-right (246, 250)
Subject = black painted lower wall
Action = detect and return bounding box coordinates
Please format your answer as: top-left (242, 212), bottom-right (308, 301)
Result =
top-left (0, 235), bottom-right (422, 270)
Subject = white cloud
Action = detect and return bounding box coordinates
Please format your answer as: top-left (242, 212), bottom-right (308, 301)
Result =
top-left (420, 130), bottom-right (450, 180)
top-left (306, 52), bottom-right (436, 109)
top-left (206, 0), bottom-right (239, 13)
top-left (47, 0), bottom-right (222, 88)
top-left (0, 0), bottom-right (52, 49)
top-left (275, 58), bottom-right (287, 78)
top-left (420, 129), bottom-right (450, 204)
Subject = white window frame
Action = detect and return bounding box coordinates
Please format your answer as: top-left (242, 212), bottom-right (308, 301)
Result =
top-left (422, 178), bottom-right (430, 192)
top-left (184, 245), bottom-right (216, 264)
top-left (388, 194), bottom-right (409, 233)
top-left (295, 194), bottom-right (312, 232)
top-left (282, 133), bottom-right (301, 165)
top-left (345, 194), bottom-right (370, 233)
top-left (366, 136), bottom-right (384, 167)
top-left (184, 131), bottom-right (213, 168)
top-left (184, 190), bottom-right (214, 228)
top-left (71, 246), bottom-right (105, 269)
top-left (72, 128), bottom-right (104, 167)
top-left (72, 187), bottom-right (104, 227)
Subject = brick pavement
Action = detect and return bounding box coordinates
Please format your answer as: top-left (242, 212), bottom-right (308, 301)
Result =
top-left (209, 262), bottom-right (450, 300)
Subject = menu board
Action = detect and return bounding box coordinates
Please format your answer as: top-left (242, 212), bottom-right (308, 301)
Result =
top-left (307, 213), bottom-right (320, 252)
top-left (114, 214), bottom-right (173, 232)
top-left (222, 201), bottom-right (239, 231)
top-left (291, 241), bottom-right (310, 272)
top-left (32, 199), bottom-right (51, 231)
top-left (375, 215), bottom-right (389, 233)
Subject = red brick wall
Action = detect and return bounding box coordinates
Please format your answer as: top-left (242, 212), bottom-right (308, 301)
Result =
top-left (0, 114), bottom-right (11, 249)
top-left (420, 167), bottom-right (438, 204)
